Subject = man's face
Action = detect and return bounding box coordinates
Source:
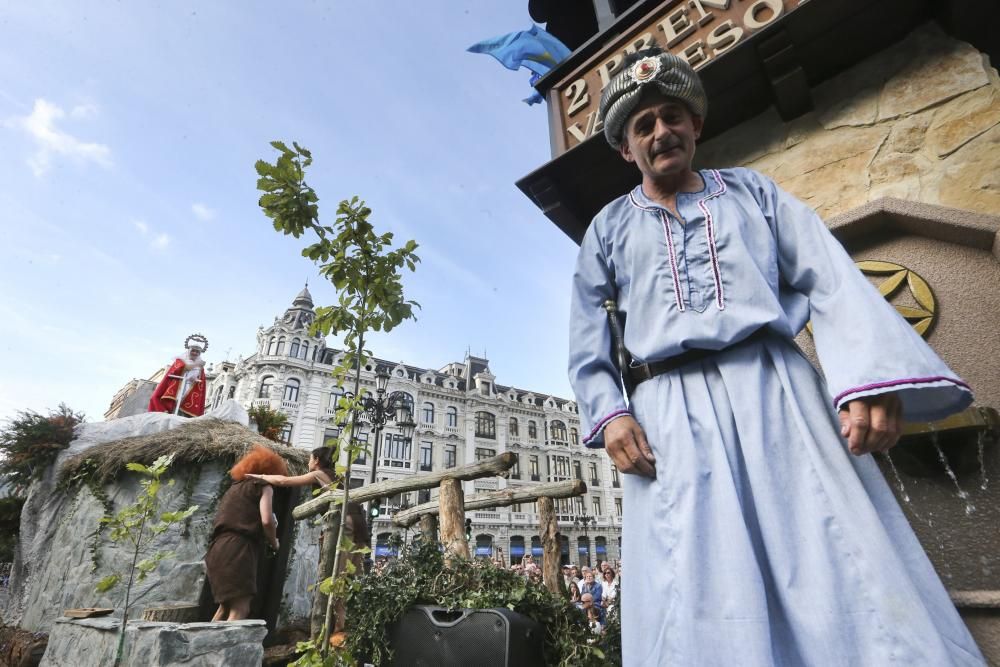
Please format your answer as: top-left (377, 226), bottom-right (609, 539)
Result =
top-left (584, 572), bottom-right (595, 583)
top-left (581, 594), bottom-right (594, 608)
top-left (570, 566), bottom-right (579, 577)
top-left (619, 90), bottom-right (703, 182)
top-left (189, 347), bottom-right (202, 359)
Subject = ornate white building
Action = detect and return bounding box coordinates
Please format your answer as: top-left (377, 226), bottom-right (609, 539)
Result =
top-left (206, 287), bottom-right (622, 565)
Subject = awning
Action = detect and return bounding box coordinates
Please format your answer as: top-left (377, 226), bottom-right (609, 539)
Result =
top-left (510, 545), bottom-right (525, 556)
top-left (475, 546), bottom-right (492, 557)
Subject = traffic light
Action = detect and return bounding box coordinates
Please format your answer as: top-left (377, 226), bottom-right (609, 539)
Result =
top-left (370, 500), bottom-right (381, 520)
top-left (465, 518), bottom-right (472, 540)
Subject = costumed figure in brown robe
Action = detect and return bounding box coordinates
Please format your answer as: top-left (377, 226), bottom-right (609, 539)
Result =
top-left (204, 445), bottom-right (288, 621)
top-left (248, 446), bottom-right (370, 639)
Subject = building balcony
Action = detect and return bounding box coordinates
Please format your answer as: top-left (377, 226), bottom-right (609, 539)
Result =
top-left (474, 478), bottom-right (499, 491)
top-left (445, 425), bottom-right (461, 434)
top-left (280, 400), bottom-right (300, 413)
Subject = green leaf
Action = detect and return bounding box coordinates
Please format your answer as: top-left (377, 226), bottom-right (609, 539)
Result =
top-left (95, 574), bottom-right (120, 593)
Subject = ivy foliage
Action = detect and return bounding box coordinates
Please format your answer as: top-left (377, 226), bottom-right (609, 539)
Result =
top-left (330, 540), bottom-right (621, 667)
top-left (0, 404), bottom-right (84, 491)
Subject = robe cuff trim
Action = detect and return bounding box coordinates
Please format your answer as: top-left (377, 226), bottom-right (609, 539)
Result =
top-left (834, 376), bottom-right (972, 408)
top-left (583, 409), bottom-right (631, 446)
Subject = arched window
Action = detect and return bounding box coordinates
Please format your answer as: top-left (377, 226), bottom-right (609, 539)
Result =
top-left (422, 402), bottom-right (435, 424)
top-left (375, 532), bottom-right (397, 558)
top-left (550, 420), bottom-right (567, 441)
top-left (509, 535), bottom-right (525, 565)
top-left (289, 338), bottom-right (300, 358)
top-left (595, 537), bottom-right (608, 564)
top-left (283, 378), bottom-right (300, 402)
top-left (559, 534), bottom-right (570, 567)
top-left (475, 534), bottom-right (493, 559)
top-left (528, 420), bottom-right (537, 439)
top-left (578, 536), bottom-right (591, 566)
top-left (301, 341), bottom-right (309, 360)
top-left (509, 418), bottom-right (519, 437)
top-left (275, 337), bottom-right (286, 355)
top-left (258, 376), bottom-right (274, 398)
top-left (475, 411), bottom-right (496, 439)
top-left (570, 428), bottom-right (579, 446)
top-left (446, 407), bottom-right (458, 427)
top-left (530, 536), bottom-right (543, 559)
top-left (266, 336), bottom-right (277, 355)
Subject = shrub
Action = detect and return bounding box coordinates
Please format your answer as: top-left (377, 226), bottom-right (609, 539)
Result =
top-left (0, 404), bottom-right (84, 491)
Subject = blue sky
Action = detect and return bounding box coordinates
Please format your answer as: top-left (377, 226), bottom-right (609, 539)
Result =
top-left (0, 2), bottom-right (583, 422)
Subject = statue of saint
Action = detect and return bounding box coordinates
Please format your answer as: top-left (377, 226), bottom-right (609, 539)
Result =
top-left (148, 334), bottom-right (209, 417)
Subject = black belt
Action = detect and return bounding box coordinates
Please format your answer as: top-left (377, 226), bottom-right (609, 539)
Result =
top-left (627, 329), bottom-right (770, 386)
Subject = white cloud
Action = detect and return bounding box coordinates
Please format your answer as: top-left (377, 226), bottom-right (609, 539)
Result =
top-left (133, 219), bottom-right (149, 234)
top-left (12, 98), bottom-right (112, 177)
top-left (152, 233), bottom-right (170, 249)
top-left (191, 202), bottom-right (215, 221)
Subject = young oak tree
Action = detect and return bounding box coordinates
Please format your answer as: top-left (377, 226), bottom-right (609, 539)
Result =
top-left (256, 141), bottom-right (420, 657)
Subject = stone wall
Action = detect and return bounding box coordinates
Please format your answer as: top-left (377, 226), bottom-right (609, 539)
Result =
top-left (40, 617), bottom-right (266, 666)
top-left (3, 458), bottom-right (321, 634)
top-left (695, 22), bottom-right (1000, 219)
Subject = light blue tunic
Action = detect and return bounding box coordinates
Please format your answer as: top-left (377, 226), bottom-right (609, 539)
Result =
top-left (568, 168), bottom-right (984, 666)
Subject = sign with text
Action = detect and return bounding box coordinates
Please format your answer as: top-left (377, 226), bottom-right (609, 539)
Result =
top-left (551, 0), bottom-right (811, 153)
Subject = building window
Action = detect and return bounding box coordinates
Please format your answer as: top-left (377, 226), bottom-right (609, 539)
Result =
top-left (227, 386), bottom-right (236, 399)
top-left (266, 336), bottom-right (277, 355)
top-left (422, 402), bottom-right (435, 424)
top-left (258, 376), bottom-right (274, 398)
top-left (475, 447), bottom-right (496, 462)
top-left (480, 381), bottom-right (490, 396)
top-left (554, 456), bottom-right (571, 479)
top-left (611, 465), bottom-right (620, 488)
top-left (446, 407), bottom-right (458, 427)
top-left (510, 454), bottom-right (521, 479)
top-left (570, 428), bottom-right (578, 445)
top-left (574, 461), bottom-right (583, 481)
top-left (475, 534), bottom-right (493, 559)
top-left (417, 488), bottom-right (431, 504)
top-left (588, 462), bottom-right (599, 486)
top-left (354, 431), bottom-right (368, 465)
top-left (592, 496), bottom-right (602, 516)
top-left (289, 338), bottom-right (300, 358)
top-left (615, 497), bottom-right (623, 516)
top-left (444, 444), bottom-right (457, 469)
top-left (279, 424), bottom-right (293, 445)
top-left (301, 341), bottom-right (309, 360)
top-left (475, 411), bottom-right (496, 439)
top-left (329, 386), bottom-right (344, 412)
top-left (509, 417), bottom-right (519, 437)
top-left (276, 337), bottom-right (286, 355)
top-left (213, 386), bottom-right (223, 409)
top-left (323, 428), bottom-right (340, 448)
top-left (575, 496), bottom-right (585, 515)
top-left (283, 378), bottom-right (300, 402)
top-left (528, 421), bottom-right (537, 439)
top-left (529, 455), bottom-right (540, 481)
top-left (420, 442), bottom-right (433, 471)
top-left (509, 535), bottom-right (525, 565)
top-left (383, 433), bottom-right (411, 468)
top-left (550, 420), bottom-right (567, 441)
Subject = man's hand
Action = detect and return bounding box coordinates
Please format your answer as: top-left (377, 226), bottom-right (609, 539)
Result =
top-left (839, 392), bottom-right (903, 456)
top-left (604, 415), bottom-right (656, 478)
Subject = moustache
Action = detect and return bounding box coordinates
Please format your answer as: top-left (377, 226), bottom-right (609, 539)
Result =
top-left (651, 140), bottom-right (682, 156)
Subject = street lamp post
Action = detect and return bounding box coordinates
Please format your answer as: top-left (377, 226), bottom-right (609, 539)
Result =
top-left (574, 514), bottom-right (596, 567)
top-left (344, 368), bottom-right (416, 521)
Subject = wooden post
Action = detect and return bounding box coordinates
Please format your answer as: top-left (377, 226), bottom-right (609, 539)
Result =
top-left (310, 508), bottom-right (340, 638)
top-left (538, 497), bottom-right (563, 596)
top-left (439, 479), bottom-right (469, 561)
top-left (418, 513), bottom-right (438, 543)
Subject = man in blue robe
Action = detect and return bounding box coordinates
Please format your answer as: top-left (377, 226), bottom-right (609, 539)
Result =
top-left (568, 48), bottom-right (985, 666)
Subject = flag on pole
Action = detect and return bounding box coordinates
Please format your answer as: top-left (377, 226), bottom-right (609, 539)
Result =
top-left (467, 25), bottom-right (571, 105)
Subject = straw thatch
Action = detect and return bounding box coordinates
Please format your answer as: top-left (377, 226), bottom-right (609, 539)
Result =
top-left (58, 418), bottom-right (310, 486)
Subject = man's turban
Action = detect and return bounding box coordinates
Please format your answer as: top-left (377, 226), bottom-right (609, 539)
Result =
top-left (599, 50), bottom-right (707, 150)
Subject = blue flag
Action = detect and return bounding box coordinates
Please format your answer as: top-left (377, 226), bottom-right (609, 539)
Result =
top-left (468, 25), bottom-right (571, 100)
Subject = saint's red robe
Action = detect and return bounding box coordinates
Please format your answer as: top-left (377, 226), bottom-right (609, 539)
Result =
top-left (148, 358), bottom-right (206, 417)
